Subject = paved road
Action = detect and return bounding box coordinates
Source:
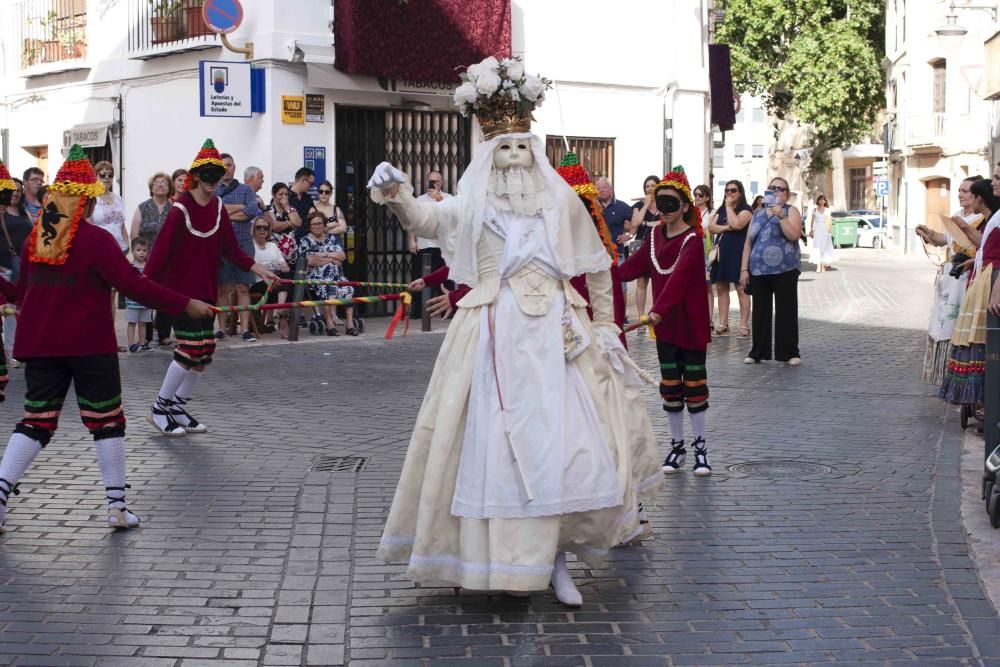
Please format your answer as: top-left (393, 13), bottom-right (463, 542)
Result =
top-left (1, 249), bottom-right (998, 666)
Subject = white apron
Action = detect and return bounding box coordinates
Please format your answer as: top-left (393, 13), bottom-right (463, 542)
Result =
top-left (451, 207), bottom-right (622, 519)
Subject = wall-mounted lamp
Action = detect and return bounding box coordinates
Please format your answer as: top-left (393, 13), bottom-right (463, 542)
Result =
top-left (934, 1), bottom-right (998, 37)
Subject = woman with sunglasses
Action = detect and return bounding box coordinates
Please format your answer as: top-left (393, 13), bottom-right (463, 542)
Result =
top-left (311, 180), bottom-right (347, 241)
top-left (91, 162), bottom-right (129, 255)
top-left (619, 167), bottom-right (713, 475)
top-left (708, 180), bottom-right (752, 337)
top-left (693, 185), bottom-right (716, 329)
top-left (739, 177), bottom-right (804, 365)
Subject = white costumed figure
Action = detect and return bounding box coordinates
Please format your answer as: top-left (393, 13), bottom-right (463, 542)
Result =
top-left (368, 57), bottom-right (657, 607)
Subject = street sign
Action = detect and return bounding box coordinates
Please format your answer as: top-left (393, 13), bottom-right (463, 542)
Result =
top-left (873, 162), bottom-right (888, 176)
top-left (198, 60), bottom-right (251, 118)
top-left (202, 0), bottom-right (243, 34)
top-left (874, 177), bottom-right (889, 197)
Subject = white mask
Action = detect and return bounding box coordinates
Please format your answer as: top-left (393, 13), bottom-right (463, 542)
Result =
top-left (493, 139), bottom-right (533, 169)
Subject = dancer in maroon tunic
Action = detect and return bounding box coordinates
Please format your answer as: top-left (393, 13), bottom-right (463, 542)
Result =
top-left (0, 145), bottom-right (213, 532)
top-left (145, 139), bottom-right (278, 436)
top-left (619, 166), bottom-right (713, 475)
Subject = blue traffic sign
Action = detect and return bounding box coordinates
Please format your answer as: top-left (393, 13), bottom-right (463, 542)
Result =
top-left (202, 0), bottom-right (243, 35)
top-left (874, 178), bottom-right (889, 197)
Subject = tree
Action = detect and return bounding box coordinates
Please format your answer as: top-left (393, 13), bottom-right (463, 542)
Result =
top-left (717, 0), bottom-right (885, 171)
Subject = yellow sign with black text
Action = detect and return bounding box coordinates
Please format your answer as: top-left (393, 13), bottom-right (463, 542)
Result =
top-left (281, 95), bottom-right (305, 124)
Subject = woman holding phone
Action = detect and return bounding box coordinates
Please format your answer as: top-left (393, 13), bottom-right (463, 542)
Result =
top-left (739, 177), bottom-right (804, 365)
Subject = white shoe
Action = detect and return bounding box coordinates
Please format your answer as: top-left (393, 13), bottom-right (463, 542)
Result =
top-left (148, 404), bottom-right (187, 437)
top-left (106, 485), bottom-right (141, 529)
top-left (788, 357), bottom-right (802, 366)
top-left (744, 357), bottom-right (758, 364)
top-left (619, 520), bottom-right (653, 546)
top-left (551, 552), bottom-right (583, 607)
top-left (171, 405), bottom-right (208, 434)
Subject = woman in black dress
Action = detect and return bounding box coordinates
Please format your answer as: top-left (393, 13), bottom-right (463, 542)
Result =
top-left (627, 175), bottom-right (662, 323)
top-left (708, 179), bottom-right (752, 337)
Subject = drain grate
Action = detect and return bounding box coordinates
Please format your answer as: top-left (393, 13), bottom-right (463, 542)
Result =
top-left (311, 456), bottom-right (369, 473)
top-left (727, 460), bottom-right (832, 477)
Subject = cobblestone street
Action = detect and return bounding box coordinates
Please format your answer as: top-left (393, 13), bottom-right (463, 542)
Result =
top-left (1, 249), bottom-right (998, 666)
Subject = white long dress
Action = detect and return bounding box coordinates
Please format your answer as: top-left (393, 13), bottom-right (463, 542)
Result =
top-left (810, 208), bottom-right (836, 264)
top-left (372, 174), bottom-right (652, 592)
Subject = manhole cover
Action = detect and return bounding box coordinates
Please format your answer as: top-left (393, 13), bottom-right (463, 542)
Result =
top-left (312, 456), bottom-right (369, 473)
top-left (727, 461), bottom-right (832, 477)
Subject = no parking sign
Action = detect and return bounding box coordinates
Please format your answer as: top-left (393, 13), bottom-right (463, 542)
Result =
top-left (202, 0), bottom-right (244, 34)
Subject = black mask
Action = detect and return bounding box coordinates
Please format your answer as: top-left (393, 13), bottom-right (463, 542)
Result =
top-left (197, 165), bottom-right (224, 185)
top-left (656, 194), bottom-right (682, 213)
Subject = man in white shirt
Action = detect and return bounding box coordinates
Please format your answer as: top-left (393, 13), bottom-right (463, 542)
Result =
top-left (409, 170), bottom-right (452, 316)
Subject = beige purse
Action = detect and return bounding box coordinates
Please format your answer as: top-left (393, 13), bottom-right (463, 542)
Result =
top-left (708, 232), bottom-right (723, 265)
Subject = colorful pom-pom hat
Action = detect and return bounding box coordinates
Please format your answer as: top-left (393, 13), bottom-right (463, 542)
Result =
top-left (184, 138), bottom-right (226, 191)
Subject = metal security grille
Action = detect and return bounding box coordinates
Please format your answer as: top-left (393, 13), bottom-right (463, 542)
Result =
top-left (335, 106), bottom-right (471, 315)
top-left (545, 136), bottom-right (615, 182)
top-left (311, 456), bottom-right (369, 473)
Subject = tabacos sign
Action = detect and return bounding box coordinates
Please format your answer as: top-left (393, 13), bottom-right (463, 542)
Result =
top-left (377, 77), bottom-right (457, 95)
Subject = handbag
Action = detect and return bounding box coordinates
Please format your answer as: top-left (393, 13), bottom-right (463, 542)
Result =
top-left (708, 231), bottom-right (723, 265)
top-left (0, 214), bottom-right (20, 283)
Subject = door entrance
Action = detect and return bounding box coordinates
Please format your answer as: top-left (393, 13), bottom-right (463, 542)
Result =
top-left (924, 177), bottom-right (951, 234)
top-left (335, 106), bottom-right (472, 314)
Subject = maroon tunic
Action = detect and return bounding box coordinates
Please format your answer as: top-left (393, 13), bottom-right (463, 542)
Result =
top-left (618, 225), bottom-right (711, 351)
top-left (13, 222), bottom-right (189, 359)
top-left (145, 191), bottom-right (255, 303)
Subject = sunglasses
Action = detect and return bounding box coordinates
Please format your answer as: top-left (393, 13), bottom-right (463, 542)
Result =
top-left (694, 191), bottom-right (706, 197)
top-left (770, 185), bottom-right (788, 193)
top-left (318, 189), bottom-right (332, 194)
top-left (725, 188), bottom-right (739, 194)
top-left (98, 171), bottom-right (113, 178)
top-left (254, 225), bottom-right (270, 231)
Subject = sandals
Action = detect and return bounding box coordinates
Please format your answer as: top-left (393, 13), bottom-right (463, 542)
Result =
top-left (714, 325), bottom-right (730, 336)
top-left (345, 327), bottom-right (359, 336)
top-left (737, 326), bottom-right (750, 338)
top-left (326, 326), bottom-right (340, 336)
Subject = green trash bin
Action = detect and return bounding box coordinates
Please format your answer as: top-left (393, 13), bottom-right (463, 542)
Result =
top-left (831, 218), bottom-right (858, 248)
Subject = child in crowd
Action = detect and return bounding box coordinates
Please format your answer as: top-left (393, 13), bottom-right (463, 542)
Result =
top-left (126, 237), bottom-right (153, 353)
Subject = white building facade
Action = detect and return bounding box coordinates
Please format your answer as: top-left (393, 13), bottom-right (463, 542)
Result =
top-left (884, 0), bottom-right (1000, 254)
top-left (711, 94), bottom-right (770, 205)
top-left (0, 0), bottom-right (716, 285)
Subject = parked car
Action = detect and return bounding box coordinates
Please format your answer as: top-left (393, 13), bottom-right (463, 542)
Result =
top-left (856, 217), bottom-right (888, 249)
top-left (848, 209), bottom-right (883, 226)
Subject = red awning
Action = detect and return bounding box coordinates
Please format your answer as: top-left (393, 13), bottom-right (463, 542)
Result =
top-left (334, 0), bottom-right (512, 84)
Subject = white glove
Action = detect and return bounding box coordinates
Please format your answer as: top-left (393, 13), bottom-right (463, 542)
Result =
top-left (367, 162), bottom-right (407, 190)
top-left (594, 323), bottom-right (647, 388)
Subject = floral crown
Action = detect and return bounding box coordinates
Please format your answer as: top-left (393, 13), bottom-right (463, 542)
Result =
top-left (453, 56), bottom-right (552, 140)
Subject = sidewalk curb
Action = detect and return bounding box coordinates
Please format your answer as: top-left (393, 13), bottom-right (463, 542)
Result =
top-left (960, 429), bottom-right (1000, 614)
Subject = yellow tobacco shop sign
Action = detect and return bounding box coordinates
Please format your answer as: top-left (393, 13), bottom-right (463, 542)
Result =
top-left (281, 95), bottom-right (305, 124)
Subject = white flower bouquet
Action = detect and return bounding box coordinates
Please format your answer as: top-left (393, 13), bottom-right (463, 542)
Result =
top-left (453, 55), bottom-right (553, 117)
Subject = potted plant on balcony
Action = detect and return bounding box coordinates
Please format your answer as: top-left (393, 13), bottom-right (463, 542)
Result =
top-left (40, 11), bottom-right (63, 63)
top-left (184, 0), bottom-right (211, 38)
top-left (150, 0), bottom-right (186, 44)
top-left (21, 38), bottom-right (44, 68)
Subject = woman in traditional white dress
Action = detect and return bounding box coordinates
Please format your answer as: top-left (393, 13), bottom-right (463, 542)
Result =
top-left (809, 194), bottom-right (835, 272)
top-left (367, 57), bottom-right (655, 606)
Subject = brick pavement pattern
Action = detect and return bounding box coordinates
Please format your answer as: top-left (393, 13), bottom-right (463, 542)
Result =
top-left (1, 251), bottom-right (998, 666)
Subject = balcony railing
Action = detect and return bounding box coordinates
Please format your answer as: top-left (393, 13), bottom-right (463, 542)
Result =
top-left (15, 0), bottom-right (87, 71)
top-left (905, 112), bottom-right (946, 147)
top-left (128, 0), bottom-right (217, 59)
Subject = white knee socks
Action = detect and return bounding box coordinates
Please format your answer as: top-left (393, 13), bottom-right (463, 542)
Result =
top-left (689, 410), bottom-right (707, 444)
top-left (95, 436), bottom-right (139, 528)
top-left (157, 361), bottom-right (190, 406)
top-left (552, 551), bottom-right (582, 606)
top-left (0, 432), bottom-right (44, 529)
top-left (667, 411), bottom-right (685, 443)
top-left (175, 368), bottom-right (202, 403)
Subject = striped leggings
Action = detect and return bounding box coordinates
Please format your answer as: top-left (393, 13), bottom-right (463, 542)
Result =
top-left (656, 342), bottom-right (709, 414)
top-left (15, 355), bottom-right (124, 446)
